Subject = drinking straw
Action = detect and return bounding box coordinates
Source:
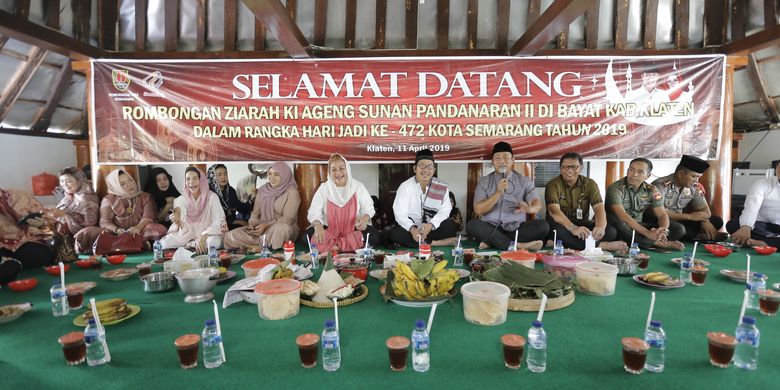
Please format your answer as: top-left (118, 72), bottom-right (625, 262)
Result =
top-left (89, 297), bottom-right (110, 361)
top-left (333, 297), bottom-right (339, 331)
top-left (738, 289), bottom-right (749, 327)
top-left (58, 261), bottom-right (65, 290)
top-left (417, 234), bottom-right (422, 245)
top-left (456, 234), bottom-right (462, 248)
top-left (630, 230), bottom-right (636, 248)
top-left (536, 293), bottom-right (548, 322)
top-left (364, 233), bottom-right (370, 252)
top-left (513, 230), bottom-right (519, 251)
top-left (306, 234), bottom-right (313, 254)
top-left (212, 300), bottom-right (226, 362)
top-left (746, 254), bottom-right (751, 290)
top-left (553, 230), bottom-right (557, 247)
top-left (691, 241), bottom-right (699, 261)
top-left (426, 303), bottom-right (438, 334)
top-left (261, 234), bottom-right (266, 249)
top-left (645, 292), bottom-right (656, 330)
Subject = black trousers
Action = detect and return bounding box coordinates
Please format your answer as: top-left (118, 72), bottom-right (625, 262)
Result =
top-left (466, 219), bottom-right (549, 251)
top-left (0, 241), bottom-right (56, 284)
top-left (547, 220), bottom-right (618, 251)
top-left (608, 216), bottom-right (685, 248)
top-left (643, 210), bottom-right (723, 242)
top-left (389, 219), bottom-right (459, 248)
top-left (298, 225), bottom-right (380, 249)
top-left (726, 219), bottom-right (780, 248)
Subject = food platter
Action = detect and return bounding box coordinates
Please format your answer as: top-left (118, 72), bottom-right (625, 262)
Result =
top-left (720, 269), bottom-right (768, 284)
top-left (100, 268), bottom-right (139, 281)
top-left (216, 270), bottom-right (237, 284)
top-left (670, 258), bottom-right (711, 267)
top-left (65, 281), bottom-right (97, 292)
top-left (632, 274), bottom-right (684, 289)
top-left (300, 284), bottom-right (369, 308)
top-left (0, 302), bottom-right (32, 324)
top-left (455, 269), bottom-right (471, 279)
top-left (73, 304), bottom-right (140, 327)
top-left (379, 285), bottom-right (455, 307)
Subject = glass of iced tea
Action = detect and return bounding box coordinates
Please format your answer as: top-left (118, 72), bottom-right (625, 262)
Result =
top-left (501, 334), bottom-right (525, 369)
top-left (707, 332), bottom-right (736, 368)
top-left (464, 252), bottom-right (475, 265)
top-left (386, 336), bottom-right (410, 372)
top-left (373, 251), bottom-right (386, 267)
top-left (758, 289), bottom-right (780, 316)
top-left (58, 331), bottom-right (86, 365)
top-left (66, 287), bottom-right (85, 310)
top-left (174, 334), bottom-right (201, 369)
top-left (621, 337), bottom-right (649, 374)
top-left (137, 263), bottom-right (152, 279)
top-left (296, 334), bottom-right (319, 368)
top-left (691, 266), bottom-right (709, 286)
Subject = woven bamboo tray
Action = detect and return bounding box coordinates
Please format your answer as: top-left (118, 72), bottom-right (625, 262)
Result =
top-left (507, 291), bottom-right (575, 312)
top-left (300, 284), bottom-right (368, 308)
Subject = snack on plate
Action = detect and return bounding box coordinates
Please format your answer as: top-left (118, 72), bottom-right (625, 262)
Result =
top-left (639, 272), bottom-right (678, 286)
top-left (327, 284), bottom-right (354, 300)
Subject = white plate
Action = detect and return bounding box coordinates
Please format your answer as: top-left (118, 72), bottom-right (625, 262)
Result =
top-left (0, 302), bottom-right (32, 324)
top-left (456, 269), bottom-right (471, 279)
top-left (100, 267), bottom-right (139, 281)
top-left (632, 274), bottom-right (684, 289)
top-left (216, 270), bottom-right (237, 284)
top-left (720, 269), bottom-right (768, 284)
top-left (389, 297), bottom-right (449, 308)
top-left (369, 269), bottom-right (388, 280)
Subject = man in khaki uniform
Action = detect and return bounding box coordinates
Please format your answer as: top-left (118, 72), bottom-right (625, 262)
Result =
top-left (605, 158), bottom-right (685, 250)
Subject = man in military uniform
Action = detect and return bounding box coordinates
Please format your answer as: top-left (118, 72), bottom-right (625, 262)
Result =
top-left (649, 155), bottom-right (724, 242)
top-left (606, 158), bottom-right (685, 250)
top-left (545, 152), bottom-right (627, 252)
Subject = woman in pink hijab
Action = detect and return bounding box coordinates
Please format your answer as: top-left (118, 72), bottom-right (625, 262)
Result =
top-left (160, 167), bottom-right (226, 253)
top-left (224, 162), bottom-right (300, 250)
top-left (75, 169), bottom-right (168, 253)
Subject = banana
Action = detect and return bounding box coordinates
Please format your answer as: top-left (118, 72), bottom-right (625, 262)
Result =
top-left (88, 298), bottom-right (125, 310)
top-left (431, 260), bottom-right (448, 274)
top-left (396, 262), bottom-right (417, 280)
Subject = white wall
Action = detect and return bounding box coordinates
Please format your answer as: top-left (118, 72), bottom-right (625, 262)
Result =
top-left (738, 130), bottom-right (780, 169)
top-left (0, 133), bottom-right (76, 206)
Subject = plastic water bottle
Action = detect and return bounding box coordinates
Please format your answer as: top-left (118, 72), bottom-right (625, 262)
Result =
top-left (85, 318), bottom-right (109, 366)
top-left (153, 240), bottom-right (163, 262)
top-left (202, 319), bottom-right (224, 369)
top-left (734, 316), bottom-right (759, 370)
top-left (629, 243), bottom-right (641, 259)
top-left (207, 239), bottom-right (219, 268)
top-left (322, 319), bottom-right (341, 371)
top-left (309, 243), bottom-right (319, 270)
top-left (412, 319), bottom-right (430, 372)
top-left (526, 320), bottom-right (547, 373)
top-left (679, 253), bottom-right (692, 283)
top-left (453, 245), bottom-right (464, 267)
top-left (50, 281), bottom-right (68, 316)
top-left (747, 273), bottom-right (766, 310)
top-left (644, 320), bottom-right (665, 373)
top-left (553, 240), bottom-right (564, 256)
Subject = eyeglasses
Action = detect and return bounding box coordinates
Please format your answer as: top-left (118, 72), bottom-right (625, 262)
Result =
top-left (561, 165), bottom-right (581, 171)
top-left (417, 163), bottom-right (435, 171)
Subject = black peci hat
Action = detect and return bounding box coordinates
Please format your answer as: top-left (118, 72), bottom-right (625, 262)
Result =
top-left (679, 155), bottom-right (710, 174)
top-left (492, 141), bottom-right (513, 156)
top-left (415, 149), bottom-right (435, 164)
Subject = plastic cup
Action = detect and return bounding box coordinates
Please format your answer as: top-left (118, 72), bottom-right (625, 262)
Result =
top-left (707, 332), bottom-right (736, 368)
top-left (66, 287), bottom-right (85, 310)
top-left (296, 334), bottom-right (320, 368)
top-left (373, 251), bottom-right (386, 266)
top-left (220, 256), bottom-right (232, 269)
top-left (386, 336), bottom-right (410, 371)
top-left (58, 331), bottom-right (86, 365)
top-left (464, 252), bottom-right (475, 265)
top-left (691, 266), bottom-right (709, 286)
top-left (419, 244), bottom-right (431, 259)
top-left (137, 263), bottom-right (152, 279)
top-left (621, 337), bottom-right (649, 374)
top-left (758, 289), bottom-right (780, 316)
top-left (501, 334), bottom-right (526, 369)
top-left (174, 334), bottom-right (201, 369)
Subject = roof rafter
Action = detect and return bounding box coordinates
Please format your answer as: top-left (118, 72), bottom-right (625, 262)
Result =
top-left (510, 0), bottom-right (592, 56)
top-left (0, 47), bottom-right (46, 121)
top-left (240, 0), bottom-right (311, 58)
top-left (32, 59), bottom-right (73, 133)
top-left (722, 24), bottom-right (780, 56)
top-left (746, 53), bottom-right (780, 123)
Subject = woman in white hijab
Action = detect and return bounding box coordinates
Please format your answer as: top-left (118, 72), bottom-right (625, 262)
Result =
top-left (305, 154), bottom-right (378, 252)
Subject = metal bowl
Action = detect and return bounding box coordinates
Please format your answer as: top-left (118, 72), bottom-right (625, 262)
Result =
top-left (175, 268), bottom-right (219, 303)
top-left (142, 271), bottom-right (176, 293)
top-left (602, 257), bottom-right (640, 276)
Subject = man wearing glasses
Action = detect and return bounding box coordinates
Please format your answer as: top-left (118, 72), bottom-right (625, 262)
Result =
top-left (466, 142), bottom-right (549, 250)
top-left (606, 158), bottom-right (685, 250)
top-left (390, 149), bottom-right (459, 247)
top-left (545, 152), bottom-right (627, 252)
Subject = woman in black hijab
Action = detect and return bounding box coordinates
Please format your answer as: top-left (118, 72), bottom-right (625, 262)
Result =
top-left (144, 167), bottom-right (181, 227)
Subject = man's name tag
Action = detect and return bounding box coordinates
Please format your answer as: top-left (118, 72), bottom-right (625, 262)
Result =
top-left (576, 208), bottom-right (583, 220)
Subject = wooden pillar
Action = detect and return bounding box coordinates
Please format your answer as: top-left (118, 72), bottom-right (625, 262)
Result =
top-left (73, 140), bottom-right (91, 169)
top-left (294, 163), bottom-right (327, 233)
top-left (605, 161), bottom-right (625, 188)
top-left (466, 163), bottom-right (483, 222)
top-left (518, 162), bottom-right (534, 181)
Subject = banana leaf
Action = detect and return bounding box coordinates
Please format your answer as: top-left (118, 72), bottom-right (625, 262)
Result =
top-left (476, 261), bottom-right (573, 299)
top-left (409, 258), bottom-right (435, 279)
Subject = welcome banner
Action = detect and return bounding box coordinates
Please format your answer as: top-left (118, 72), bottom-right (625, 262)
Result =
top-left (91, 56), bottom-right (725, 163)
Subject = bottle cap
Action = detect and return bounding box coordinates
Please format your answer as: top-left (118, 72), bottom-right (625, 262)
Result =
top-left (415, 319), bottom-right (425, 329)
top-left (88, 318), bottom-right (96, 325)
top-left (205, 319), bottom-right (216, 326)
top-left (650, 320), bottom-right (662, 328)
top-left (742, 316), bottom-right (755, 325)
top-left (532, 320), bottom-right (543, 328)
top-left (754, 273), bottom-right (764, 278)
top-left (555, 240), bottom-right (562, 245)
top-left (325, 319), bottom-right (335, 328)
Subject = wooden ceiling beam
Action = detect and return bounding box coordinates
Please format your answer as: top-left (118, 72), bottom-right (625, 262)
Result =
top-left (0, 9), bottom-right (104, 60)
top-left (437, 0), bottom-right (450, 50)
top-left (254, 18), bottom-right (266, 50)
top-left (510, 0), bottom-right (592, 56)
top-left (538, 47), bottom-right (712, 56)
top-left (674, 0), bottom-right (689, 48)
top-left (722, 24), bottom-right (780, 56)
top-left (405, 0), bottom-right (418, 49)
top-left (98, 0), bottom-right (118, 51)
top-left (0, 47), bottom-right (46, 121)
top-left (746, 53), bottom-right (780, 122)
top-left (286, 0), bottom-right (297, 20)
top-left (224, 0), bottom-right (237, 51)
top-left (345, 0), bottom-right (357, 48)
top-left (527, 0), bottom-right (540, 24)
top-left (14, 0), bottom-right (30, 19)
top-left (732, 0), bottom-right (748, 39)
top-left (375, 0), bottom-right (387, 49)
top-left (110, 50), bottom-right (291, 60)
top-left (765, 0), bottom-right (778, 27)
top-left (164, 0), bottom-right (178, 51)
top-left (72, 0), bottom-right (91, 44)
top-left (496, 0), bottom-right (509, 51)
top-left (135, 0), bottom-right (147, 50)
top-left (0, 127), bottom-right (85, 140)
top-left (643, 0), bottom-right (658, 49)
top-left (32, 59), bottom-right (73, 133)
top-left (314, 0), bottom-right (327, 46)
top-left (241, 0), bottom-right (311, 58)
top-left (614, 0), bottom-right (629, 49)
top-left (467, 0), bottom-right (478, 49)
top-left (196, 0), bottom-right (206, 51)
top-left (584, 0), bottom-right (599, 49)
top-left (45, 0), bottom-right (60, 29)
top-left (703, 0), bottom-right (728, 46)
top-left (313, 48), bottom-right (505, 58)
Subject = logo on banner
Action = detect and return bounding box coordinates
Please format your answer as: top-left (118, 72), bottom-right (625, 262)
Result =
top-left (112, 70), bottom-right (130, 91)
top-left (143, 71), bottom-right (164, 97)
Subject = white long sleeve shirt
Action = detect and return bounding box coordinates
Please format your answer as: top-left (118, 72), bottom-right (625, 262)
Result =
top-left (392, 176), bottom-right (452, 231)
top-left (739, 177), bottom-right (780, 227)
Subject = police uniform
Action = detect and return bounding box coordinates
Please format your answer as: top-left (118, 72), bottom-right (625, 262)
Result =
top-left (650, 174), bottom-right (724, 241)
top-left (545, 175), bottom-right (617, 250)
top-left (605, 177), bottom-right (685, 247)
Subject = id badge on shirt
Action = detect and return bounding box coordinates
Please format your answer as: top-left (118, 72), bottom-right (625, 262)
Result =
top-left (576, 208), bottom-right (583, 220)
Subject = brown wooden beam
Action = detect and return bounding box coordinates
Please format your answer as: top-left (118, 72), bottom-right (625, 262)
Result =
top-left (110, 50), bottom-right (291, 60)
top-left (614, 0), bottom-right (629, 49)
top-left (527, 0), bottom-right (540, 24)
top-left (722, 24), bottom-right (780, 56)
top-left (313, 48), bottom-right (505, 58)
top-left (345, 0), bottom-right (357, 48)
top-left (467, 0), bottom-right (478, 49)
top-left (496, 0), bottom-right (509, 51)
top-left (72, 0), bottom-right (91, 44)
top-left (224, 0), bottom-right (237, 51)
top-left (0, 47), bottom-right (45, 121)
top-left (732, 0), bottom-right (748, 39)
top-left (45, 0), bottom-right (60, 29)
top-left (538, 47), bottom-right (712, 56)
top-left (510, 0), bottom-right (592, 56)
top-left (254, 18), bottom-right (266, 50)
top-left (375, 0), bottom-right (387, 49)
top-left (164, 0), bottom-right (178, 51)
top-left (0, 127), bottom-right (85, 140)
top-left (0, 9), bottom-right (103, 60)
top-left (135, 0), bottom-right (147, 51)
top-left (584, 0), bottom-right (599, 49)
top-left (14, 0), bottom-right (30, 19)
top-left (286, 0), bottom-right (297, 20)
top-left (314, 0), bottom-right (327, 46)
top-left (674, 0), bottom-right (689, 48)
top-left (196, 0), bottom-right (206, 51)
top-left (703, 0), bottom-right (728, 46)
top-left (241, 0), bottom-right (311, 58)
top-left (746, 53), bottom-right (780, 122)
top-left (32, 59), bottom-right (73, 133)
top-left (405, 0), bottom-right (418, 49)
top-left (98, 0), bottom-right (118, 51)
top-left (765, 0), bottom-right (778, 27)
top-left (437, 0), bottom-right (450, 50)
top-left (643, 0), bottom-right (658, 49)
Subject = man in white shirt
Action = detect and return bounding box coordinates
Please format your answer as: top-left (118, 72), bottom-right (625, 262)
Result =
top-left (727, 162), bottom-right (780, 247)
top-left (390, 149), bottom-right (459, 248)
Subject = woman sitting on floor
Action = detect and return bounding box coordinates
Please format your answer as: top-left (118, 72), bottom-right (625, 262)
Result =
top-left (47, 167), bottom-right (99, 252)
top-left (144, 167), bottom-right (181, 227)
top-left (0, 188), bottom-right (58, 284)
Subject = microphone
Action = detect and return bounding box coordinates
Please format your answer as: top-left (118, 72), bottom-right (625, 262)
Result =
top-left (499, 167), bottom-right (507, 179)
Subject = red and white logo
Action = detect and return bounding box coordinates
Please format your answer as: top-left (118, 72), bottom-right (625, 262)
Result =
top-left (112, 69), bottom-right (130, 91)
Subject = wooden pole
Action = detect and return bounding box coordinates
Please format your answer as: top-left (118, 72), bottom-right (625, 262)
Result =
top-left (294, 163), bottom-right (328, 233)
top-left (605, 161), bottom-right (625, 188)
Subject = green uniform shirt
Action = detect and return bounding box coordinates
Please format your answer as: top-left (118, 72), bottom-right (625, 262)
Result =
top-left (545, 175), bottom-right (603, 222)
top-left (651, 174), bottom-right (707, 213)
top-left (605, 177), bottom-right (663, 222)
